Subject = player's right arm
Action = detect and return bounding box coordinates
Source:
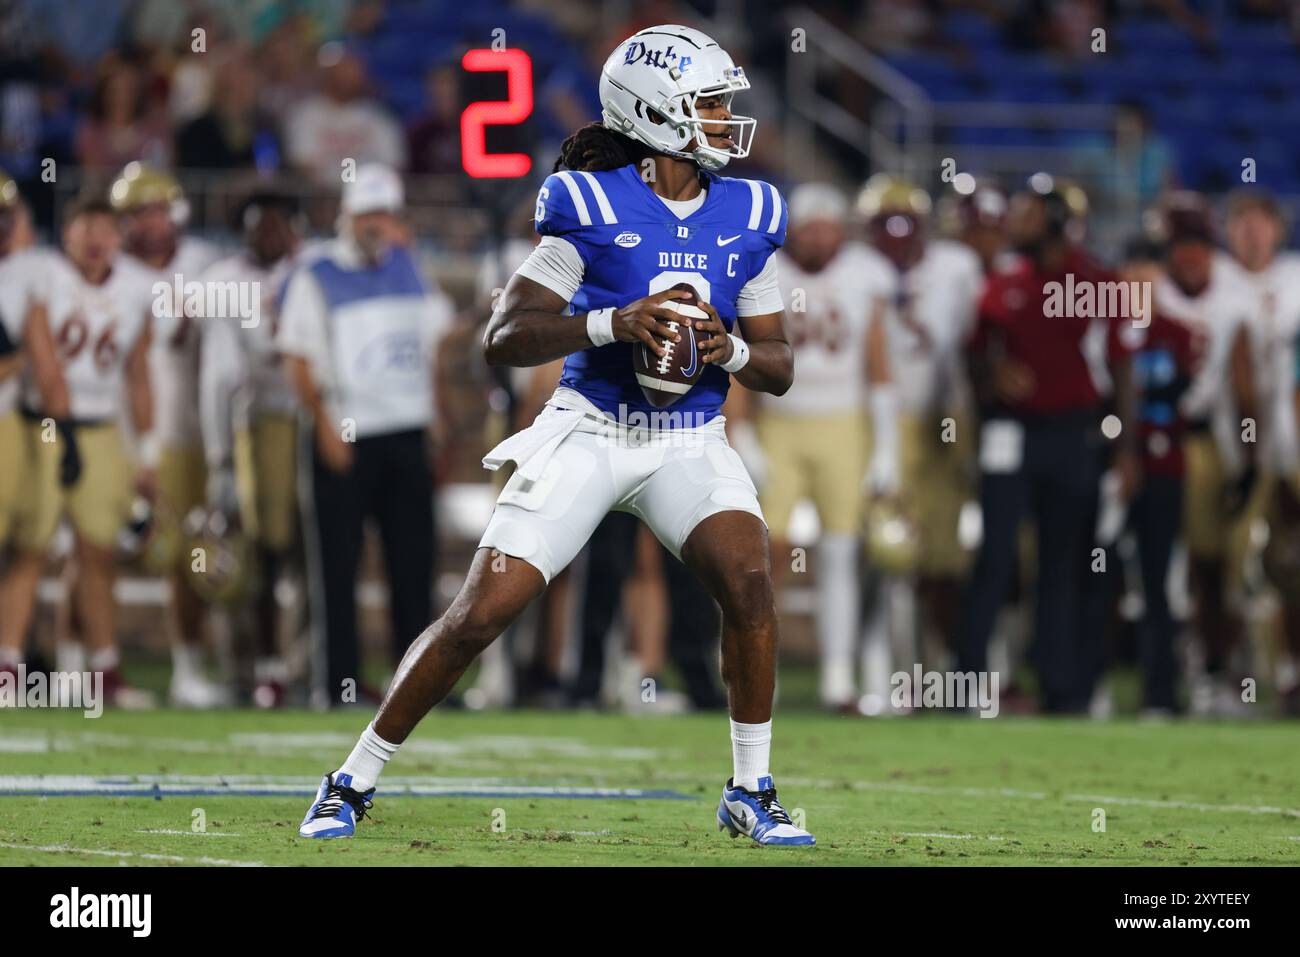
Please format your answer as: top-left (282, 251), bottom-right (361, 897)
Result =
top-left (0, 288), bottom-right (20, 380)
top-left (482, 172), bottom-right (688, 367)
top-left (20, 302), bottom-right (70, 420)
top-left (864, 281), bottom-right (899, 496)
top-left (483, 274), bottom-right (688, 367)
top-left (198, 312), bottom-right (246, 471)
top-left (126, 314), bottom-right (157, 497)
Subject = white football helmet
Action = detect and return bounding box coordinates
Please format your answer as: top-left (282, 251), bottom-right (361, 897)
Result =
top-left (599, 24), bottom-right (755, 172)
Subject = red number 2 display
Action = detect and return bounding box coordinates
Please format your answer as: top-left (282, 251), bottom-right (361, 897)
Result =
top-left (460, 48), bottom-right (533, 179)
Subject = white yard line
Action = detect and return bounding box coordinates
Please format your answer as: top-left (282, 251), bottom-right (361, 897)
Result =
top-left (0, 840), bottom-right (264, 867)
top-left (0, 729), bottom-right (661, 762)
top-left (135, 829), bottom-right (243, 837)
top-left (1066, 793), bottom-right (1300, 817)
top-left (880, 832), bottom-right (1007, 841)
top-left (0, 774), bottom-right (687, 800)
top-left (783, 777), bottom-right (1300, 818)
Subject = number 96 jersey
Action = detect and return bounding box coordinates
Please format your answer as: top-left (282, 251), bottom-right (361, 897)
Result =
top-left (25, 253), bottom-right (155, 421)
top-left (528, 165), bottom-right (787, 423)
top-left (774, 241), bottom-right (893, 415)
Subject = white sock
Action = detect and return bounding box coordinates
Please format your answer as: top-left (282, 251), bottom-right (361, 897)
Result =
top-left (254, 657), bottom-right (288, 683)
top-left (56, 643), bottom-right (86, 674)
top-left (730, 718), bottom-right (772, 791)
top-left (886, 577), bottom-right (917, 666)
top-left (817, 534), bottom-right (858, 706)
top-left (89, 647), bottom-right (120, 672)
top-left (171, 644), bottom-right (204, 681)
top-left (338, 722), bottom-right (399, 792)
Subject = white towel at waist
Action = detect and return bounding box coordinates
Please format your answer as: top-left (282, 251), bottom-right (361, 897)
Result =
top-left (481, 403), bottom-right (586, 481)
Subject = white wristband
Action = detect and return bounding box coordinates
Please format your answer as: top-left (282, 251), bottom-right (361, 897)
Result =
top-left (719, 334), bottom-right (750, 373)
top-left (586, 307), bottom-right (616, 347)
top-left (138, 431), bottom-right (161, 469)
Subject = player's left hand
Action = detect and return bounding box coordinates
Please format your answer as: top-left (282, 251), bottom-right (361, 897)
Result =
top-left (696, 302), bottom-right (733, 366)
top-left (1114, 448), bottom-right (1142, 504)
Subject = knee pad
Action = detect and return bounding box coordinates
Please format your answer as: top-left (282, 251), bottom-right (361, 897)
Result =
top-left (479, 508), bottom-right (553, 583)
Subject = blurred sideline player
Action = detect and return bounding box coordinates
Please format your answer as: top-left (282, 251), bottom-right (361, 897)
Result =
top-left (111, 163), bottom-right (223, 703)
top-left (1, 173), bottom-right (56, 551)
top-left (197, 190), bottom-right (305, 706)
top-left (960, 176), bottom-right (1140, 713)
top-left (938, 176), bottom-right (1009, 276)
top-left (0, 171), bottom-right (68, 682)
top-left (858, 175), bottom-right (983, 713)
top-left (0, 200), bottom-right (156, 704)
top-left (754, 182), bottom-right (889, 711)
top-left (1223, 188), bottom-right (1300, 714)
top-left (1153, 192), bottom-right (1259, 716)
top-left (1114, 236), bottom-right (1195, 713)
top-left (299, 24), bottom-right (816, 846)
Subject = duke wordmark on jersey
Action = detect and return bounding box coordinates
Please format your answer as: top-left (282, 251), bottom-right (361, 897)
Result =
top-left (535, 163), bottom-right (787, 423)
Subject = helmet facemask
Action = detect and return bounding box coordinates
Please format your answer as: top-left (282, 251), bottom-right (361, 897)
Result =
top-left (674, 77), bottom-right (756, 171)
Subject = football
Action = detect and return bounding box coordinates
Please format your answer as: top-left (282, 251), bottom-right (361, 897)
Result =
top-left (632, 283), bottom-right (710, 407)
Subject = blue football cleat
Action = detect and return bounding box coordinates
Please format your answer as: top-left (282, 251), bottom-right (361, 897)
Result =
top-left (298, 772), bottom-right (375, 838)
top-left (717, 775), bottom-right (816, 846)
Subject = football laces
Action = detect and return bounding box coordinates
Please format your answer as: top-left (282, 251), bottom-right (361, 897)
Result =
top-left (656, 321), bottom-right (680, 375)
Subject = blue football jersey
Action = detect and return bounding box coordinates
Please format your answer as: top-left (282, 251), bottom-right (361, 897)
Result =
top-left (533, 164), bottom-right (787, 424)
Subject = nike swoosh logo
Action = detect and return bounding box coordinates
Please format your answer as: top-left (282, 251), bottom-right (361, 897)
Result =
top-left (680, 324), bottom-right (699, 377)
top-left (716, 234), bottom-right (742, 247)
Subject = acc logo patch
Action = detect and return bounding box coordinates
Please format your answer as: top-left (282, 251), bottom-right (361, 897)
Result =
top-left (614, 231), bottom-right (642, 248)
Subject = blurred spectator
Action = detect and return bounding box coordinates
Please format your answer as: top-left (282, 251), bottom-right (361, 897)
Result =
top-left (127, 0), bottom-right (213, 51)
top-left (406, 63), bottom-right (461, 176)
top-left (176, 49), bottom-right (279, 169)
top-left (858, 0), bottom-right (941, 53)
top-left (1114, 101), bottom-right (1176, 212)
top-left (75, 53), bottom-right (170, 171)
top-left (1004, 0), bottom-right (1108, 56)
top-left (1049, 0), bottom-right (1107, 59)
top-left (254, 14), bottom-right (318, 130)
top-left (0, 3), bottom-right (48, 184)
top-left (165, 6), bottom-right (241, 125)
top-left (21, 0), bottom-right (132, 68)
top-left (284, 42), bottom-right (405, 185)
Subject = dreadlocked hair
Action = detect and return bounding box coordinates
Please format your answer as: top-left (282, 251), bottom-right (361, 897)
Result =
top-left (553, 122), bottom-right (654, 173)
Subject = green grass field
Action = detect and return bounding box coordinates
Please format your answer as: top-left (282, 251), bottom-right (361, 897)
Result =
top-left (1, 708), bottom-right (1298, 866)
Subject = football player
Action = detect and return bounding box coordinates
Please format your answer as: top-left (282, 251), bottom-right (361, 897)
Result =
top-left (858, 175), bottom-right (984, 711)
top-left (110, 163), bottom-right (223, 705)
top-left (1116, 235), bottom-right (1196, 713)
top-left (299, 24), bottom-right (814, 846)
top-left (753, 182), bottom-right (891, 710)
top-left (0, 173), bottom-right (49, 546)
top-left (939, 176), bottom-right (1009, 276)
top-left (1154, 192), bottom-right (1259, 716)
top-left (1223, 188), bottom-right (1300, 714)
top-left (0, 199), bottom-right (157, 704)
top-left (0, 171), bottom-right (68, 683)
top-left (197, 190), bottom-right (305, 707)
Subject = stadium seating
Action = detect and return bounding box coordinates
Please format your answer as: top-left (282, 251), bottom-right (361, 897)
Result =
top-left (883, 13), bottom-right (1300, 196)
